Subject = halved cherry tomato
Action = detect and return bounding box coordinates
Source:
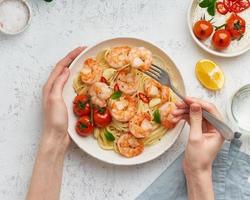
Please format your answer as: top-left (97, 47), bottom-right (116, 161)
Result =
top-left (73, 95), bottom-right (90, 117)
top-left (216, 2), bottom-right (228, 14)
top-left (226, 13), bottom-right (246, 39)
top-left (100, 76), bottom-right (108, 84)
top-left (93, 107), bottom-right (112, 128)
top-left (75, 116), bottom-right (94, 136)
top-left (139, 92), bottom-right (149, 103)
top-left (193, 20), bottom-right (214, 40)
top-left (114, 83), bottom-right (120, 92)
top-left (212, 29), bottom-right (231, 50)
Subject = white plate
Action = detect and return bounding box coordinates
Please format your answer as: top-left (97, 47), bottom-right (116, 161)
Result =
top-left (63, 37), bottom-right (186, 165)
top-left (188, 0), bottom-right (250, 57)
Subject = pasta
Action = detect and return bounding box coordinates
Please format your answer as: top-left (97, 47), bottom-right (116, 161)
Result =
top-left (73, 46), bottom-right (177, 158)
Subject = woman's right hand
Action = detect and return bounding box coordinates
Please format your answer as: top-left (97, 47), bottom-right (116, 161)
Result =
top-left (171, 97), bottom-right (225, 176)
top-left (171, 97), bottom-right (225, 200)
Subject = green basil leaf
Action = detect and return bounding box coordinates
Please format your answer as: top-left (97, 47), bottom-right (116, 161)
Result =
top-left (207, 5), bottom-right (215, 16)
top-left (111, 91), bottom-right (122, 100)
top-left (199, 0), bottom-right (210, 8)
top-left (153, 110), bottom-right (161, 124)
top-left (104, 130), bottom-right (115, 142)
top-left (207, 0), bottom-right (216, 16)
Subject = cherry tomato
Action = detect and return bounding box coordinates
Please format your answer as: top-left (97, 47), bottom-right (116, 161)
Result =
top-left (212, 29), bottom-right (231, 50)
top-left (193, 20), bottom-right (214, 40)
top-left (139, 92), bottom-right (149, 103)
top-left (100, 76), bottom-right (108, 84)
top-left (216, 2), bottom-right (228, 15)
top-left (114, 83), bottom-right (120, 92)
top-left (226, 13), bottom-right (246, 39)
top-left (75, 116), bottom-right (94, 136)
top-left (93, 107), bottom-right (112, 128)
top-left (73, 95), bottom-right (91, 117)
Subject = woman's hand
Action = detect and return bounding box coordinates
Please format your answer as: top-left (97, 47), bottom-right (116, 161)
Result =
top-left (171, 97), bottom-right (224, 200)
top-left (42, 47), bottom-right (84, 151)
top-left (27, 47), bottom-right (85, 200)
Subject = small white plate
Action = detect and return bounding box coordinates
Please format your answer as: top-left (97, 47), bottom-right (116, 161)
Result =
top-left (188, 0), bottom-right (250, 57)
top-left (63, 37), bottom-right (186, 165)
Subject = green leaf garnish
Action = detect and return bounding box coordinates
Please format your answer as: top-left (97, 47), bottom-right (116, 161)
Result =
top-left (199, 0), bottom-right (216, 16)
top-left (199, 0), bottom-right (210, 8)
top-left (104, 130), bottom-right (115, 141)
top-left (153, 110), bottom-right (161, 124)
top-left (207, 3), bottom-right (215, 16)
top-left (111, 91), bottom-right (122, 100)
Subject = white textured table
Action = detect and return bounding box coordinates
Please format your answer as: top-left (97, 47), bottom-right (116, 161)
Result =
top-left (0, 0), bottom-right (250, 199)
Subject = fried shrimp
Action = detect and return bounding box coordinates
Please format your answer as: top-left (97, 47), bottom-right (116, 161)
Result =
top-left (116, 68), bottom-right (139, 95)
top-left (129, 112), bottom-right (153, 138)
top-left (117, 133), bottom-right (144, 158)
top-left (128, 47), bottom-right (152, 71)
top-left (89, 82), bottom-right (113, 107)
top-left (105, 46), bottom-right (131, 69)
top-left (80, 58), bottom-right (102, 84)
top-left (159, 102), bottom-right (176, 129)
top-left (109, 95), bottom-right (137, 122)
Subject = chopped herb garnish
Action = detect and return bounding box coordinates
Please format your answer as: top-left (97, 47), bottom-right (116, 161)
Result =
top-left (199, 0), bottom-right (210, 8)
top-left (153, 110), bottom-right (161, 124)
top-left (104, 130), bottom-right (115, 142)
top-left (111, 91), bottom-right (122, 100)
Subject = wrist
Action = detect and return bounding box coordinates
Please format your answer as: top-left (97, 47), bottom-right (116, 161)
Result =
top-left (185, 168), bottom-right (212, 183)
top-left (184, 166), bottom-right (214, 200)
top-left (40, 129), bottom-right (70, 156)
top-left (183, 159), bottom-right (212, 180)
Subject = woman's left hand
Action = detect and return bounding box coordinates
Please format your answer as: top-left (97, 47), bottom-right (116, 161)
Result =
top-left (42, 47), bottom-right (85, 151)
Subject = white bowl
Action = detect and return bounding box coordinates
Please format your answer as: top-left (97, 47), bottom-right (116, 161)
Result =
top-left (188, 0), bottom-right (250, 57)
top-left (63, 37), bottom-right (186, 165)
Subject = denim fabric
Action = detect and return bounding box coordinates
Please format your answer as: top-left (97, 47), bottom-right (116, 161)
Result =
top-left (136, 138), bottom-right (250, 200)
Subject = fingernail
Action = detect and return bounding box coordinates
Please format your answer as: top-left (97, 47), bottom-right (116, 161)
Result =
top-left (191, 104), bottom-right (200, 112)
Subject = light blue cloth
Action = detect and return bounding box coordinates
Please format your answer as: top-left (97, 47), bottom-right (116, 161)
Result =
top-left (137, 138), bottom-right (250, 200)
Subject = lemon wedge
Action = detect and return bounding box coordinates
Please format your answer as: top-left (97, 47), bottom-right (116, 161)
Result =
top-left (195, 59), bottom-right (225, 91)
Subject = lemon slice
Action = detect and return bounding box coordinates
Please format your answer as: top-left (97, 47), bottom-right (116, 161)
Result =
top-left (195, 59), bottom-right (225, 91)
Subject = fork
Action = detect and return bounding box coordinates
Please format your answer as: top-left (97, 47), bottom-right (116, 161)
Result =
top-left (145, 64), bottom-right (235, 141)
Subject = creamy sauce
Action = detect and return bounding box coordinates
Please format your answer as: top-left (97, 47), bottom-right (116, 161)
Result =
top-left (192, 2), bottom-right (250, 53)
